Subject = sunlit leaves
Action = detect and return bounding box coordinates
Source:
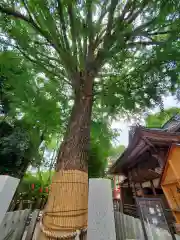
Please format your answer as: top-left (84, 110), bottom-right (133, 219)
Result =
top-left (0, 51), bottom-right (71, 139)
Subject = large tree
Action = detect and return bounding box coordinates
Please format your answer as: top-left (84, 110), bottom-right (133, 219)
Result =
top-left (0, 1), bottom-right (180, 238)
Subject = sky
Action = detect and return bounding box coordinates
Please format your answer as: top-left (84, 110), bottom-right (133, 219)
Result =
top-left (111, 95), bottom-right (178, 147)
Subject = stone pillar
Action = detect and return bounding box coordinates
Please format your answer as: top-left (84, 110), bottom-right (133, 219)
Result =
top-left (87, 178), bottom-right (116, 240)
top-left (0, 175), bottom-right (20, 225)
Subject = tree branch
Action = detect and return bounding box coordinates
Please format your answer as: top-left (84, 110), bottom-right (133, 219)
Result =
top-left (21, 0), bottom-right (33, 20)
top-left (93, 32), bottom-right (105, 51)
top-left (67, 3), bottom-right (77, 64)
top-left (93, 0), bottom-right (110, 50)
top-left (132, 18), bottom-right (157, 37)
top-left (86, 0), bottom-right (93, 44)
top-left (122, 0), bottom-right (136, 21)
top-left (0, 5), bottom-right (30, 22)
top-left (4, 41), bottom-right (73, 87)
top-left (57, 0), bottom-right (70, 51)
top-left (0, 5), bottom-right (77, 79)
top-left (0, 5), bottom-right (58, 51)
top-left (105, 0), bottom-right (119, 38)
top-left (127, 40), bottom-right (164, 48)
top-left (95, 0), bottom-right (119, 70)
top-left (147, 30), bottom-right (175, 36)
top-left (97, 0), bottom-right (109, 25)
top-left (86, 0), bottom-right (95, 68)
top-left (127, 0), bottom-right (150, 23)
top-left (30, 47), bottom-right (62, 66)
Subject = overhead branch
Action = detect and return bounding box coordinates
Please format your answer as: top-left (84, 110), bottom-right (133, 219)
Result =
top-left (21, 0), bottom-right (34, 20)
top-left (105, 0), bottom-right (119, 39)
top-left (127, 40), bottom-right (164, 48)
top-left (97, 0), bottom-right (109, 25)
top-left (33, 40), bottom-right (52, 47)
top-left (19, 50), bottom-right (60, 77)
top-left (0, 5), bottom-right (58, 52)
top-left (127, 8), bottom-right (143, 23)
top-left (93, 30), bottom-right (106, 50)
top-left (127, 0), bottom-right (150, 23)
top-left (93, 0), bottom-right (109, 49)
top-left (132, 18), bottom-right (157, 37)
top-left (123, 0), bottom-right (137, 21)
top-left (95, 0), bottom-right (119, 69)
top-left (67, 3), bottom-right (77, 64)
top-left (57, 0), bottom-right (70, 51)
top-left (86, 0), bottom-right (95, 67)
top-left (33, 2), bottom-right (62, 50)
top-left (0, 5), bottom-right (31, 23)
top-left (128, 28), bottom-right (177, 44)
top-left (30, 47), bottom-right (62, 66)
top-left (7, 43), bottom-right (72, 86)
top-left (119, 0), bottom-right (133, 20)
top-left (147, 30), bottom-right (176, 36)
top-left (0, 5), bottom-right (76, 80)
top-left (86, 0), bottom-right (93, 45)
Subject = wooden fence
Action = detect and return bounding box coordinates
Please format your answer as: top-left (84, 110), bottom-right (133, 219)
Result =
top-left (9, 199), bottom-right (46, 211)
top-left (0, 209), bottom-right (39, 240)
top-left (114, 212), bottom-right (180, 240)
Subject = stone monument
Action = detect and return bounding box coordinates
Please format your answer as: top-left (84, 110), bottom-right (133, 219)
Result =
top-left (0, 175), bottom-right (20, 225)
top-left (87, 178), bottom-right (116, 240)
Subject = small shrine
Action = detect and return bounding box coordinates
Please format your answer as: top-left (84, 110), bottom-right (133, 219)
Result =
top-left (109, 114), bottom-right (180, 234)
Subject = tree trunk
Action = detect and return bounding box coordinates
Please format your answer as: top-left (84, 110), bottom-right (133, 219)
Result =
top-left (39, 75), bottom-right (94, 239)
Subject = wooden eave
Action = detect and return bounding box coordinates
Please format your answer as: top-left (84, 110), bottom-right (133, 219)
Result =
top-left (109, 127), bottom-right (180, 175)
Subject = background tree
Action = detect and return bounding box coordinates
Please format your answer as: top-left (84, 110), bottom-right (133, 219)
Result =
top-left (0, 50), bottom-right (44, 177)
top-left (0, 1), bottom-right (180, 238)
top-left (88, 120), bottom-right (116, 177)
top-left (145, 107), bottom-right (180, 128)
top-left (0, 120), bottom-right (43, 177)
top-left (109, 145), bottom-right (126, 158)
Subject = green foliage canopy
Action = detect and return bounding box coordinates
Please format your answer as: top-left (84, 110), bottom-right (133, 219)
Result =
top-left (0, 0), bottom-right (180, 118)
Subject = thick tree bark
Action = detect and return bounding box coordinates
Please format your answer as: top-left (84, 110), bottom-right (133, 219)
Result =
top-left (39, 74), bottom-right (94, 239)
top-left (56, 78), bottom-right (94, 172)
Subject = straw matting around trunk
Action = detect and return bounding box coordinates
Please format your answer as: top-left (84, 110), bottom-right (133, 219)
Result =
top-left (39, 170), bottom-right (88, 239)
